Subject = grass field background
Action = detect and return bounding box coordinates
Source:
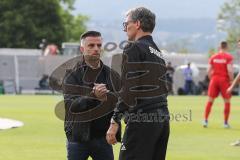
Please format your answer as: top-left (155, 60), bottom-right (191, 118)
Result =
top-left (0, 95), bottom-right (239, 160)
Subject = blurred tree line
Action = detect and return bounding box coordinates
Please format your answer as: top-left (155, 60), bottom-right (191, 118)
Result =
top-left (0, 0), bottom-right (88, 48)
top-left (218, 0), bottom-right (240, 50)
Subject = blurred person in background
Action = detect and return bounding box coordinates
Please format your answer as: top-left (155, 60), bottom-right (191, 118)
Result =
top-left (203, 41), bottom-right (234, 128)
top-left (227, 39), bottom-right (240, 146)
top-left (183, 62), bottom-right (194, 95)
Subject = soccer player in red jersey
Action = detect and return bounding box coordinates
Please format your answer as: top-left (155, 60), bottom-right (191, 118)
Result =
top-left (203, 41), bottom-right (234, 128)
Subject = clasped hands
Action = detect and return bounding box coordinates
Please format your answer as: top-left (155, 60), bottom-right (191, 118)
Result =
top-left (92, 83), bottom-right (109, 102)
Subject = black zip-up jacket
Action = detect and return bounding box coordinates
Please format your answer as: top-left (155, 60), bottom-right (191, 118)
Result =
top-left (63, 61), bottom-right (121, 142)
top-left (112, 35), bottom-right (168, 123)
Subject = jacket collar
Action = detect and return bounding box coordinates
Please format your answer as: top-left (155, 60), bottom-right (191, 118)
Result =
top-left (80, 59), bottom-right (104, 71)
top-left (137, 35), bottom-right (153, 41)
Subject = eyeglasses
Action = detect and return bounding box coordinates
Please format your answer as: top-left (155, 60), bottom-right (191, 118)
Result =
top-left (122, 20), bottom-right (135, 30)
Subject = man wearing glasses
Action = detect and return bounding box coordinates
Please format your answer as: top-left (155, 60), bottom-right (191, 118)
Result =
top-left (106, 7), bottom-right (170, 160)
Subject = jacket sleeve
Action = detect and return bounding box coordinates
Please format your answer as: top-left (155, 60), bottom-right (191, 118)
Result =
top-left (63, 71), bottom-right (99, 113)
top-left (111, 43), bottom-right (142, 123)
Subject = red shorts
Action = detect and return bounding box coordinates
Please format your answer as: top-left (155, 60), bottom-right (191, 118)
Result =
top-left (208, 77), bottom-right (231, 99)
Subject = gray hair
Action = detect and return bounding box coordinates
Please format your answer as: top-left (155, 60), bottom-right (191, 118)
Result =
top-left (126, 7), bottom-right (156, 33)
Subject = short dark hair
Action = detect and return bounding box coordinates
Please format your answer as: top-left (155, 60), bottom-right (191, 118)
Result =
top-left (80, 31), bottom-right (101, 41)
top-left (220, 41), bottom-right (228, 49)
top-left (80, 31), bottom-right (101, 46)
top-left (126, 7), bottom-right (156, 33)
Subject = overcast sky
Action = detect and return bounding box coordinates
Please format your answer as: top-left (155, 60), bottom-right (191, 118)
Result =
top-left (73, 0), bottom-right (227, 20)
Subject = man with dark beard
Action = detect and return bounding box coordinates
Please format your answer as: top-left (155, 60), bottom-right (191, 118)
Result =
top-left (63, 31), bottom-right (120, 160)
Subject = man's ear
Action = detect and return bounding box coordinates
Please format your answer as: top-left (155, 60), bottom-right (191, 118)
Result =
top-left (136, 20), bottom-right (141, 30)
top-left (80, 46), bottom-right (84, 53)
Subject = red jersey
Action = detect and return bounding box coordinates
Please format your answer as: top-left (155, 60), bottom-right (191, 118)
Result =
top-left (209, 52), bottom-right (233, 79)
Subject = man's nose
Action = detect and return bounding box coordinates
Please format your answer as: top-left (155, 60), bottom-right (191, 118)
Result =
top-left (94, 46), bottom-right (98, 50)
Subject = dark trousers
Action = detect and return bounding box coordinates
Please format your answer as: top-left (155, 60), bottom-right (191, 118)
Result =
top-left (67, 137), bottom-right (114, 160)
top-left (166, 81), bottom-right (174, 95)
top-left (184, 80), bottom-right (193, 95)
top-left (119, 107), bottom-right (170, 160)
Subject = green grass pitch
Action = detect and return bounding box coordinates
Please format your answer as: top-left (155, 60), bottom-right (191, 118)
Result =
top-left (0, 95), bottom-right (239, 160)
